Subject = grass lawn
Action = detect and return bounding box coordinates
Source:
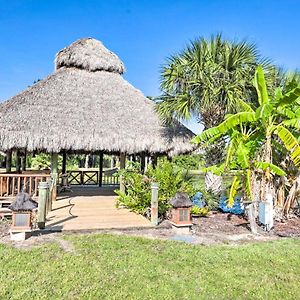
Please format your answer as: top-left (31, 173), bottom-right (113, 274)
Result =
top-left (0, 235), bottom-right (299, 300)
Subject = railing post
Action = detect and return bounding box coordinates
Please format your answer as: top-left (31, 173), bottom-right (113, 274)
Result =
top-left (151, 182), bottom-right (159, 226)
top-left (37, 181), bottom-right (49, 229)
top-left (46, 179), bottom-right (52, 213)
top-left (50, 153), bottom-right (58, 202)
top-left (119, 152), bottom-right (126, 193)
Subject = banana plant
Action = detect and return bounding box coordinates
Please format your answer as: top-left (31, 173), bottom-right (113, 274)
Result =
top-left (193, 66), bottom-right (300, 206)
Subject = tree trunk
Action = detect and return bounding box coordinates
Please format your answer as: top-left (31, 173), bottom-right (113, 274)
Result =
top-left (260, 134), bottom-right (273, 201)
top-left (203, 133), bottom-right (225, 195)
top-left (283, 175), bottom-right (300, 215)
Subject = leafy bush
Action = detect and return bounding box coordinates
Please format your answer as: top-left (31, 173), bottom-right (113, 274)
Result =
top-left (115, 163), bottom-right (151, 215)
top-left (116, 161), bottom-right (196, 217)
top-left (172, 154), bottom-right (204, 170)
top-left (190, 206), bottom-right (209, 216)
top-left (191, 183), bottom-right (219, 210)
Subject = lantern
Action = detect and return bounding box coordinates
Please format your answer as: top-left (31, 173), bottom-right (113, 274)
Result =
top-left (169, 192), bottom-right (193, 233)
top-left (9, 192), bottom-right (38, 241)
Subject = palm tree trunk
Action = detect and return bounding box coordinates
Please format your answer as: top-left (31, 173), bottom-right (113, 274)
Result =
top-left (204, 137), bottom-right (224, 195)
top-left (205, 172), bottom-right (222, 195)
top-left (283, 175), bottom-right (300, 215)
top-left (260, 134), bottom-right (273, 201)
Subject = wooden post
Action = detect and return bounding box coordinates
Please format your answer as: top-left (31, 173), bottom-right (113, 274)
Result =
top-left (37, 181), bottom-right (49, 229)
top-left (62, 150), bottom-right (67, 174)
top-left (6, 150), bottom-right (12, 173)
top-left (152, 155), bottom-right (158, 169)
top-left (119, 152), bottom-right (126, 193)
top-left (51, 153), bottom-right (58, 202)
top-left (141, 152), bottom-right (146, 173)
top-left (99, 151), bottom-right (104, 187)
top-left (151, 182), bottom-right (159, 225)
top-left (110, 156), bottom-right (114, 169)
top-left (16, 150), bottom-right (21, 173)
top-left (21, 149), bottom-right (27, 171)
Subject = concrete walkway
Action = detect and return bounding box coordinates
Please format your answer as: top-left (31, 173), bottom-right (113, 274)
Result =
top-left (46, 187), bottom-right (152, 231)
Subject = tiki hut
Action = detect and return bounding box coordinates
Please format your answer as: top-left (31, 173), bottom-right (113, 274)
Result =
top-left (0, 38), bottom-right (195, 195)
top-left (0, 38), bottom-right (194, 156)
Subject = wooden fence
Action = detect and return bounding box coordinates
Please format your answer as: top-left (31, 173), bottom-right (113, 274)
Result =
top-left (67, 170), bottom-right (119, 186)
top-left (0, 173), bottom-right (51, 199)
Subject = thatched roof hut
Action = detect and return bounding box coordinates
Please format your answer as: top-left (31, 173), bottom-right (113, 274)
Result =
top-left (0, 38), bottom-right (194, 156)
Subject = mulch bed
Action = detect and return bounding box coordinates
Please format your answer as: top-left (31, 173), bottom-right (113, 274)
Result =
top-left (0, 212), bottom-right (299, 248)
top-left (192, 211), bottom-right (300, 237)
top-left (192, 212), bottom-right (251, 234)
top-left (273, 218), bottom-right (300, 237)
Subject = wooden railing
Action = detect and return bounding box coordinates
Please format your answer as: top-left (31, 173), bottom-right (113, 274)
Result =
top-left (0, 173), bottom-right (51, 198)
top-left (67, 171), bottom-right (119, 186)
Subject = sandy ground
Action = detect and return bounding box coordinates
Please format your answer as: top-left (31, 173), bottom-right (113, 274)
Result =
top-left (1, 212), bottom-right (299, 251)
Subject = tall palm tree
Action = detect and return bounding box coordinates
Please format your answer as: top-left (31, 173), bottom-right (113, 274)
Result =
top-left (157, 34), bottom-right (271, 194)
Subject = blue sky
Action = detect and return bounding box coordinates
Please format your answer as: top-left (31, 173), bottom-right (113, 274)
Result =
top-left (0, 0), bottom-right (299, 133)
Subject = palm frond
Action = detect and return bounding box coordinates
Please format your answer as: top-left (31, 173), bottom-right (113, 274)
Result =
top-left (282, 118), bottom-right (300, 130)
top-left (276, 125), bottom-right (300, 167)
top-left (254, 161), bottom-right (286, 176)
top-left (254, 65), bottom-right (269, 105)
top-left (228, 176), bottom-right (240, 207)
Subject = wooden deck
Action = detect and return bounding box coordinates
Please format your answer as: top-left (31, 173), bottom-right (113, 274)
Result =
top-left (46, 187), bottom-right (152, 231)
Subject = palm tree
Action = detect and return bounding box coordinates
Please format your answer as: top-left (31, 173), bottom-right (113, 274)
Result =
top-left (157, 34), bottom-right (271, 194)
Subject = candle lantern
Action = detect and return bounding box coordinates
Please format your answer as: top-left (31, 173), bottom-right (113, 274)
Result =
top-left (9, 192), bottom-right (38, 241)
top-left (169, 192), bottom-right (193, 233)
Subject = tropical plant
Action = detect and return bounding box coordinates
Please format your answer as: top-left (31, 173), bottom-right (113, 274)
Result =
top-left (193, 66), bottom-right (300, 212)
top-left (157, 34), bottom-right (271, 194)
top-left (172, 154), bottom-right (205, 170)
top-left (115, 161), bottom-right (196, 217)
top-left (190, 206), bottom-right (209, 216)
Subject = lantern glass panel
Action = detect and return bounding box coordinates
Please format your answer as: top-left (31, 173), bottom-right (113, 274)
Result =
top-left (179, 209), bottom-right (188, 221)
top-left (15, 213), bottom-right (30, 227)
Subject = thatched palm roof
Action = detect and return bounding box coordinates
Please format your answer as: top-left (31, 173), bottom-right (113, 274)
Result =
top-left (0, 38), bottom-right (194, 155)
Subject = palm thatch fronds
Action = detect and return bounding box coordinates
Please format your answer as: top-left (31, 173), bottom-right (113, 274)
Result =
top-left (55, 38), bottom-right (125, 74)
top-left (0, 38), bottom-right (194, 156)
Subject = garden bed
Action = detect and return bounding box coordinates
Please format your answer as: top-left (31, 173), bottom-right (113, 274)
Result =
top-left (1, 212), bottom-right (299, 248)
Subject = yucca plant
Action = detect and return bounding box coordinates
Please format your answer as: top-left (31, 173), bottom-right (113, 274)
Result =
top-left (193, 66), bottom-right (300, 209)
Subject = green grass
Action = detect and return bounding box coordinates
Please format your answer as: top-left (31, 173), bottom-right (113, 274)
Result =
top-left (0, 235), bottom-right (299, 300)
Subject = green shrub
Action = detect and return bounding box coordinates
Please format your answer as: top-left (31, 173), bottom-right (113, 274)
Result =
top-left (172, 154), bottom-right (204, 170)
top-left (115, 163), bottom-right (151, 215)
top-left (115, 161), bottom-right (196, 217)
top-left (190, 206), bottom-right (209, 216)
top-left (192, 183), bottom-right (219, 210)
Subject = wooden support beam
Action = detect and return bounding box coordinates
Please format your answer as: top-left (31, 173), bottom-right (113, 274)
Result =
top-left (140, 152), bottom-right (146, 173)
top-left (62, 150), bottom-right (67, 174)
top-left (6, 150), bottom-right (12, 173)
top-left (21, 149), bottom-right (27, 171)
top-left (99, 151), bottom-right (104, 187)
top-left (152, 155), bottom-right (158, 169)
top-left (16, 150), bottom-right (21, 173)
top-left (51, 153), bottom-right (58, 202)
top-left (119, 152), bottom-right (126, 193)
